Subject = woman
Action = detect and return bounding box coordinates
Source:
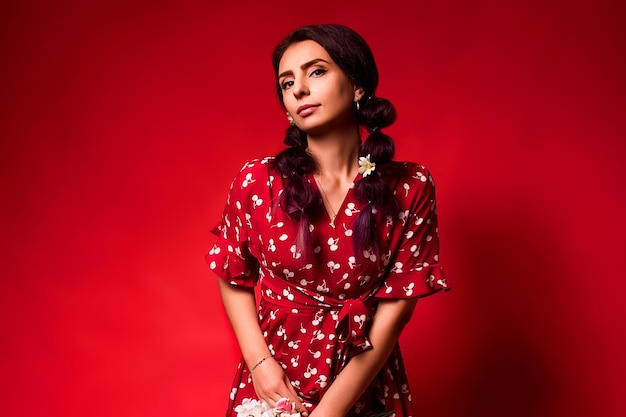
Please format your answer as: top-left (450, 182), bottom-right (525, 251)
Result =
top-left (207, 24), bottom-right (448, 417)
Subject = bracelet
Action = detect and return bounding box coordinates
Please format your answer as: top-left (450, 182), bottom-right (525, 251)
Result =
top-left (250, 355), bottom-right (273, 372)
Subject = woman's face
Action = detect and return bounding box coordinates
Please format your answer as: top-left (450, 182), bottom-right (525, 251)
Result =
top-left (278, 40), bottom-right (363, 135)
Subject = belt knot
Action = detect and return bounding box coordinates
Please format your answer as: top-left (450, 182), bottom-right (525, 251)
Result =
top-left (336, 299), bottom-right (371, 347)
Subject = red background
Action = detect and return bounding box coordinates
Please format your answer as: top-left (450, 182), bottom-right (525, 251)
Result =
top-left (1, 1), bottom-right (624, 416)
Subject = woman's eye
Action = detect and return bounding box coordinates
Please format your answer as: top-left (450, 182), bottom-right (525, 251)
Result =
top-left (281, 80), bottom-right (294, 90)
top-left (310, 68), bottom-right (326, 77)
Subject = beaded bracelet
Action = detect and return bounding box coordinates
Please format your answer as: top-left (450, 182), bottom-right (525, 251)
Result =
top-left (250, 355), bottom-right (273, 372)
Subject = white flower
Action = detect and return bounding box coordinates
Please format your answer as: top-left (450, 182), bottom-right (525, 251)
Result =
top-left (234, 398), bottom-right (274, 417)
top-left (358, 154), bottom-right (376, 177)
top-left (235, 397), bottom-right (303, 417)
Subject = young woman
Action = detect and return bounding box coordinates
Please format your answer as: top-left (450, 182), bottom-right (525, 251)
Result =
top-left (207, 24), bottom-right (449, 417)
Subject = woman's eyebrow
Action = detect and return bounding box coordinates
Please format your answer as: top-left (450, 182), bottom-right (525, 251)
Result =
top-left (278, 58), bottom-right (331, 79)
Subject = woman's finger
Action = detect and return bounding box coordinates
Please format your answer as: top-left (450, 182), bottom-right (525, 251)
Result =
top-left (276, 392), bottom-right (308, 415)
top-left (280, 377), bottom-right (308, 415)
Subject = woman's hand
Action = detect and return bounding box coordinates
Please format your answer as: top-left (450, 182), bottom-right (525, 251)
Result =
top-left (308, 298), bottom-right (419, 417)
top-left (250, 357), bottom-right (309, 416)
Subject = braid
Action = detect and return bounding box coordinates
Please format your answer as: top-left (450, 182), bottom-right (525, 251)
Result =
top-left (272, 124), bottom-right (319, 255)
top-left (353, 96), bottom-right (398, 259)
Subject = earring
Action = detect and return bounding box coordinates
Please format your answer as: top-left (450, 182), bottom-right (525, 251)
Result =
top-left (356, 101), bottom-right (360, 112)
top-left (286, 112), bottom-right (294, 125)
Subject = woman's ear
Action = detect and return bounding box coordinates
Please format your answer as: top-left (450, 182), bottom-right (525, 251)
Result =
top-left (354, 86), bottom-right (365, 103)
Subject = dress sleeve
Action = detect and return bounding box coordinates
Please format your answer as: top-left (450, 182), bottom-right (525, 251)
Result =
top-left (205, 162), bottom-right (260, 287)
top-left (375, 165), bottom-right (449, 299)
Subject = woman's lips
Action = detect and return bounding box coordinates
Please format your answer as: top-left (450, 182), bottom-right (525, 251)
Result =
top-left (297, 104), bottom-right (319, 116)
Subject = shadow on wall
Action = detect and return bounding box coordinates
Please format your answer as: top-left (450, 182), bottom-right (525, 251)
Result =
top-left (439, 196), bottom-right (593, 417)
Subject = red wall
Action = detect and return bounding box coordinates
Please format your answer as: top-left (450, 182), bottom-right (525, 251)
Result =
top-left (2, 1), bottom-right (624, 416)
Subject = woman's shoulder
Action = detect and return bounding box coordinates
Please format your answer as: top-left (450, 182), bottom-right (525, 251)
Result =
top-left (381, 161), bottom-right (438, 210)
top-left (381, 160), bottom-right (434, 184)
top-left (225, 156), bottom-right (277, 198)
top-left (229, 156), bottom-right (275, 182)
top-left (234, 156), bottom-right (275, 176)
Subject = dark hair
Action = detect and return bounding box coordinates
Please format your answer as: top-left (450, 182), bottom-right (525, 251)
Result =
top-left (271, 24), bottom-right (397, 259)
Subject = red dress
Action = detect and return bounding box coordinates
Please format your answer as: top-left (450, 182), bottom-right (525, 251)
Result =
top-left (206, 157), bottom-right (448, 417)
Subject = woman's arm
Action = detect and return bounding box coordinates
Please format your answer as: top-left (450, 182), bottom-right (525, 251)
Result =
top-left (310, 297), bottom-right (419, 417)
top-left (218, 279), bottom-right (308, 415)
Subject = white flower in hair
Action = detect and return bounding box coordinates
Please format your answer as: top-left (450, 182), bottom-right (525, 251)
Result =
top-left (358, 154), bottom-right (376, 177)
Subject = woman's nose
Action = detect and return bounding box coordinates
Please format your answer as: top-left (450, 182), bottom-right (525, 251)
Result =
top-left (292, 78), bottom-right (309, 97)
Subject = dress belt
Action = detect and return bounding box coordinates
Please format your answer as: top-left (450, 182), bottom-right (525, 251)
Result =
top-left (260, 279), bottom-right (378, 351)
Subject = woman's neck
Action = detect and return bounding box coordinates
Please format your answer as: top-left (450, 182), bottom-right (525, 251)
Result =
top-left (306, 125), bottom-right (361, 179)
